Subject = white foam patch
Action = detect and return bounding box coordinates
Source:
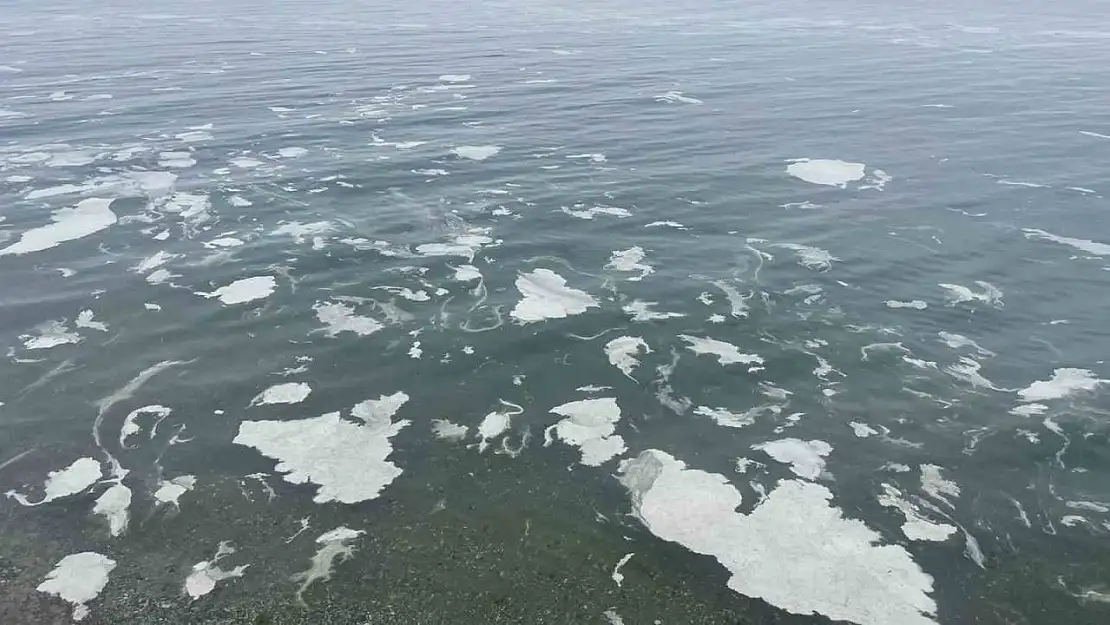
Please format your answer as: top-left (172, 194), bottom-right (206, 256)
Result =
top-left (432, 419), bottom-right (468, 441)
top-left (278, 147), bottom-right (308, 158)
top-left (313, 301), bottom-right (383, 337)
top-left (452, 145), bottom-right (501, 161)
top-left (439, 74), bottom-right (471, 82)
top-left (5, 457), bottom-right (102, 506)
top-left (233, 406), bottom-right (409, 504)
top-left (228, 195), bottom-right (252, 207)
top-left (678, 335), bottom-right (763, 366)
top-left (415, 228), bottom-right (494, 261)
top-left (511, 269), bottom-right (599, 323)
top-left (878, 483), bottom-right (957, 542)
top-left (293, 527), bottom-right (363, 604)
top-left (131, 250), bottom-right (177, 275)
top-left (937, 332), bottom-right (993, 357)
top-left (786, 159), bottom-right (866, 187)
top-left (920, 464), bottom-right (960, 508)
top-left (694, 406), bottom-right (755, 428)
top-left (886, 300), bottom-right (928, 310)
top-left (1009, 403), bottom-right (1047, 417)
top-left (655, 91), bottom-right (704, 104)
top-left (1017, 368), bottom-right (1104, 402)
top-left (605, 336), bottom-right (650, 380)
top-left (623, 300), bottom-right (685, 322)
top-left (351, 392), bottom-right (409, 424)
top-left (944, 357), bottom-right (1000, 390)
top-left (938, 282), bottom-right (1003, 307)
top-left (775, 243), bottom-right (839, 271)
top-left (546, 398), bottom-right (626, 466)
top-left (475, 404), bottom-right (515, 452)
top-left (606, 246), bottom-right (654, 281)
top-left (753, 439), bottom-right (832, 480)
top-left (159, 151), bottom-right (196, 168)
top-left (712, 280), bottom-right (752, 318)
top-left (21, 320), bottom-right (82, 350)
top-left (619, 450), bottom-right (937, 625)
top-left (1024, 226), bottom-right (1110, 255)
top-left (452, 264), bottom-right (482, 282)
top-left (92, 483), bottom-right (131, 537)
top-left (645, 220), bottom-right (688, 230)
top-left (271, 221), bottom-right (335, 243)
top-left (163, 192), bottom-right (212, 231)
top-left (0, 198), bottom-right (116, 257)
top-left (185, 541), bottom-right (249, 600)
top-left (560, 205), bottom-right (632, 219)
top-left (205, 237), bottom-right (244, 249)
top-left (153, 475), bottom-right (197, 507)
top-left (37, 552), bottom-right (116, 622)
top-left (202, 276), bottom-right (276, 305)
top-left (230, 157), bottom-right (264, 169)
top-left (566, 153), bottom-right (607, 163)
top-left (251, 382), bottom-right (312, 406)
top-left (849, 422), bottom-right (879, 438)
top-left (75, 310), bottom-right (108, 332)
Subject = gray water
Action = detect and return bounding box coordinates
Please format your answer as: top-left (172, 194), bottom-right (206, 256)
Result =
top-left (2, 1), bottom-right (1110, 624)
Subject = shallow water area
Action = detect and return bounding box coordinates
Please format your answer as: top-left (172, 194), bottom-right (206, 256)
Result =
top-left (2, 1), bottom-right (1110, 624)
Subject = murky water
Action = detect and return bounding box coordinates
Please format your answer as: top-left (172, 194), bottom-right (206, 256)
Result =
top-left (2, 1), bottom-right (1110, 623)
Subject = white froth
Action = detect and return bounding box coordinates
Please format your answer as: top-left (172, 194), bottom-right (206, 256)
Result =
top-left (153, 475), bottom-right (197, 507)
top-left (655, 91), bottom-right (704, 105)
top-left (294, 527), bottom-right (364, 604)
top-left (351, 392), bottom-right (409, 425)
top-left (21, 320), bottom-right (82, 350)
top-left (753, 439), bottom-right (831, 480)
top-left (712, 280), bottom-right (752, 318)
top-left (849, 422), bottom-right (879, 438)
top-left (230, 157), bottom-right (264, 169)
top-left (511, 269), bottom-right (599, 323)
top-left (452, 145), bottom-right (501, 161)
top-left (75, 310), bottom-right (108, 332)
top-left (645, 220), bottom-right (688, 230)
top-left (271, 221), bottom-right (335, 243)
top-left (278, 146), bottom-right (309, 158)
top-left (775, 243), bottom-right (839, 271)
top-left (886, 300), bottom-right (928, 310)
top-left (694, 406), bottom-right (755, 428)
top-left (185, 541), bottom-right (249, 600)
top-left (37, 552), bottom-right (116, 622)
top-left (786, 159), bottom-right (867, 187)
top-left (604, 336), bottom-right (650, 380)
top-left (606, 246), bottom-right (654, 281)
top-left (678, 334), bottom-right (763, 366)
top-left (453, 264), bottom-right (482, 282)
top-left (6, 457), bottom-right (102, 506)
top-left (546, 398), bottom-right (626, 466)
top-left (1018, 368), bottom-right (1104, 402)
top-left (431, 419), bottom-right (469, 441)
top-left (92, 483), bottom-right (131, 537)
top-left (1009, 403), bottom-right (1047, 417)
top-left (476, 408), bottom-right (513, 453)
top-left (202, 276), bottom-right (276, 305)
top-left (415, 229), bottom-right (494, 261)
top-left (878, 483), bottom-right (957, 542)
top-left (945, 357), bottom-right (1000, 390)
top-left (560, 205), bottom-right (632, 219)
top-left (623, 300), bottom-right (685, 322)
top-left (920, 464), bottom-right (960, 508)
top-left (313, 301), bottom-right (383, 337)
top-left (228, 195), bottom-right (252, 207)
top-left (0, 198), bottom-right (116, 257)
top-left (1023, 228), bottom-right (1110, 256)
top-left (618, 450), bottom-right (938, 625)
top-left (234, 407), bottom-right (409, 504)
top-left (132, 250), bottom-right (177, 275)
top-left (937, 331), bottom-right (993, 357)
top-left (251, 382), bottom-right (312, 406)
top-left (159, 151), bottom-right (196, 168)
top-left (439, 74), bottom-right (472, 82)
top-left (939, 281), bottom-right (1003, 307)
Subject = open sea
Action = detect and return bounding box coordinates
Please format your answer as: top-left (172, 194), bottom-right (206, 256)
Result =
top-left (2, 1), bottom-right (1110, 623)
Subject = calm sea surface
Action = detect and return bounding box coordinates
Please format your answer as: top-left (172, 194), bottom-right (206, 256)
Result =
top-left (2, 1), bottom-right (1110, 624)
